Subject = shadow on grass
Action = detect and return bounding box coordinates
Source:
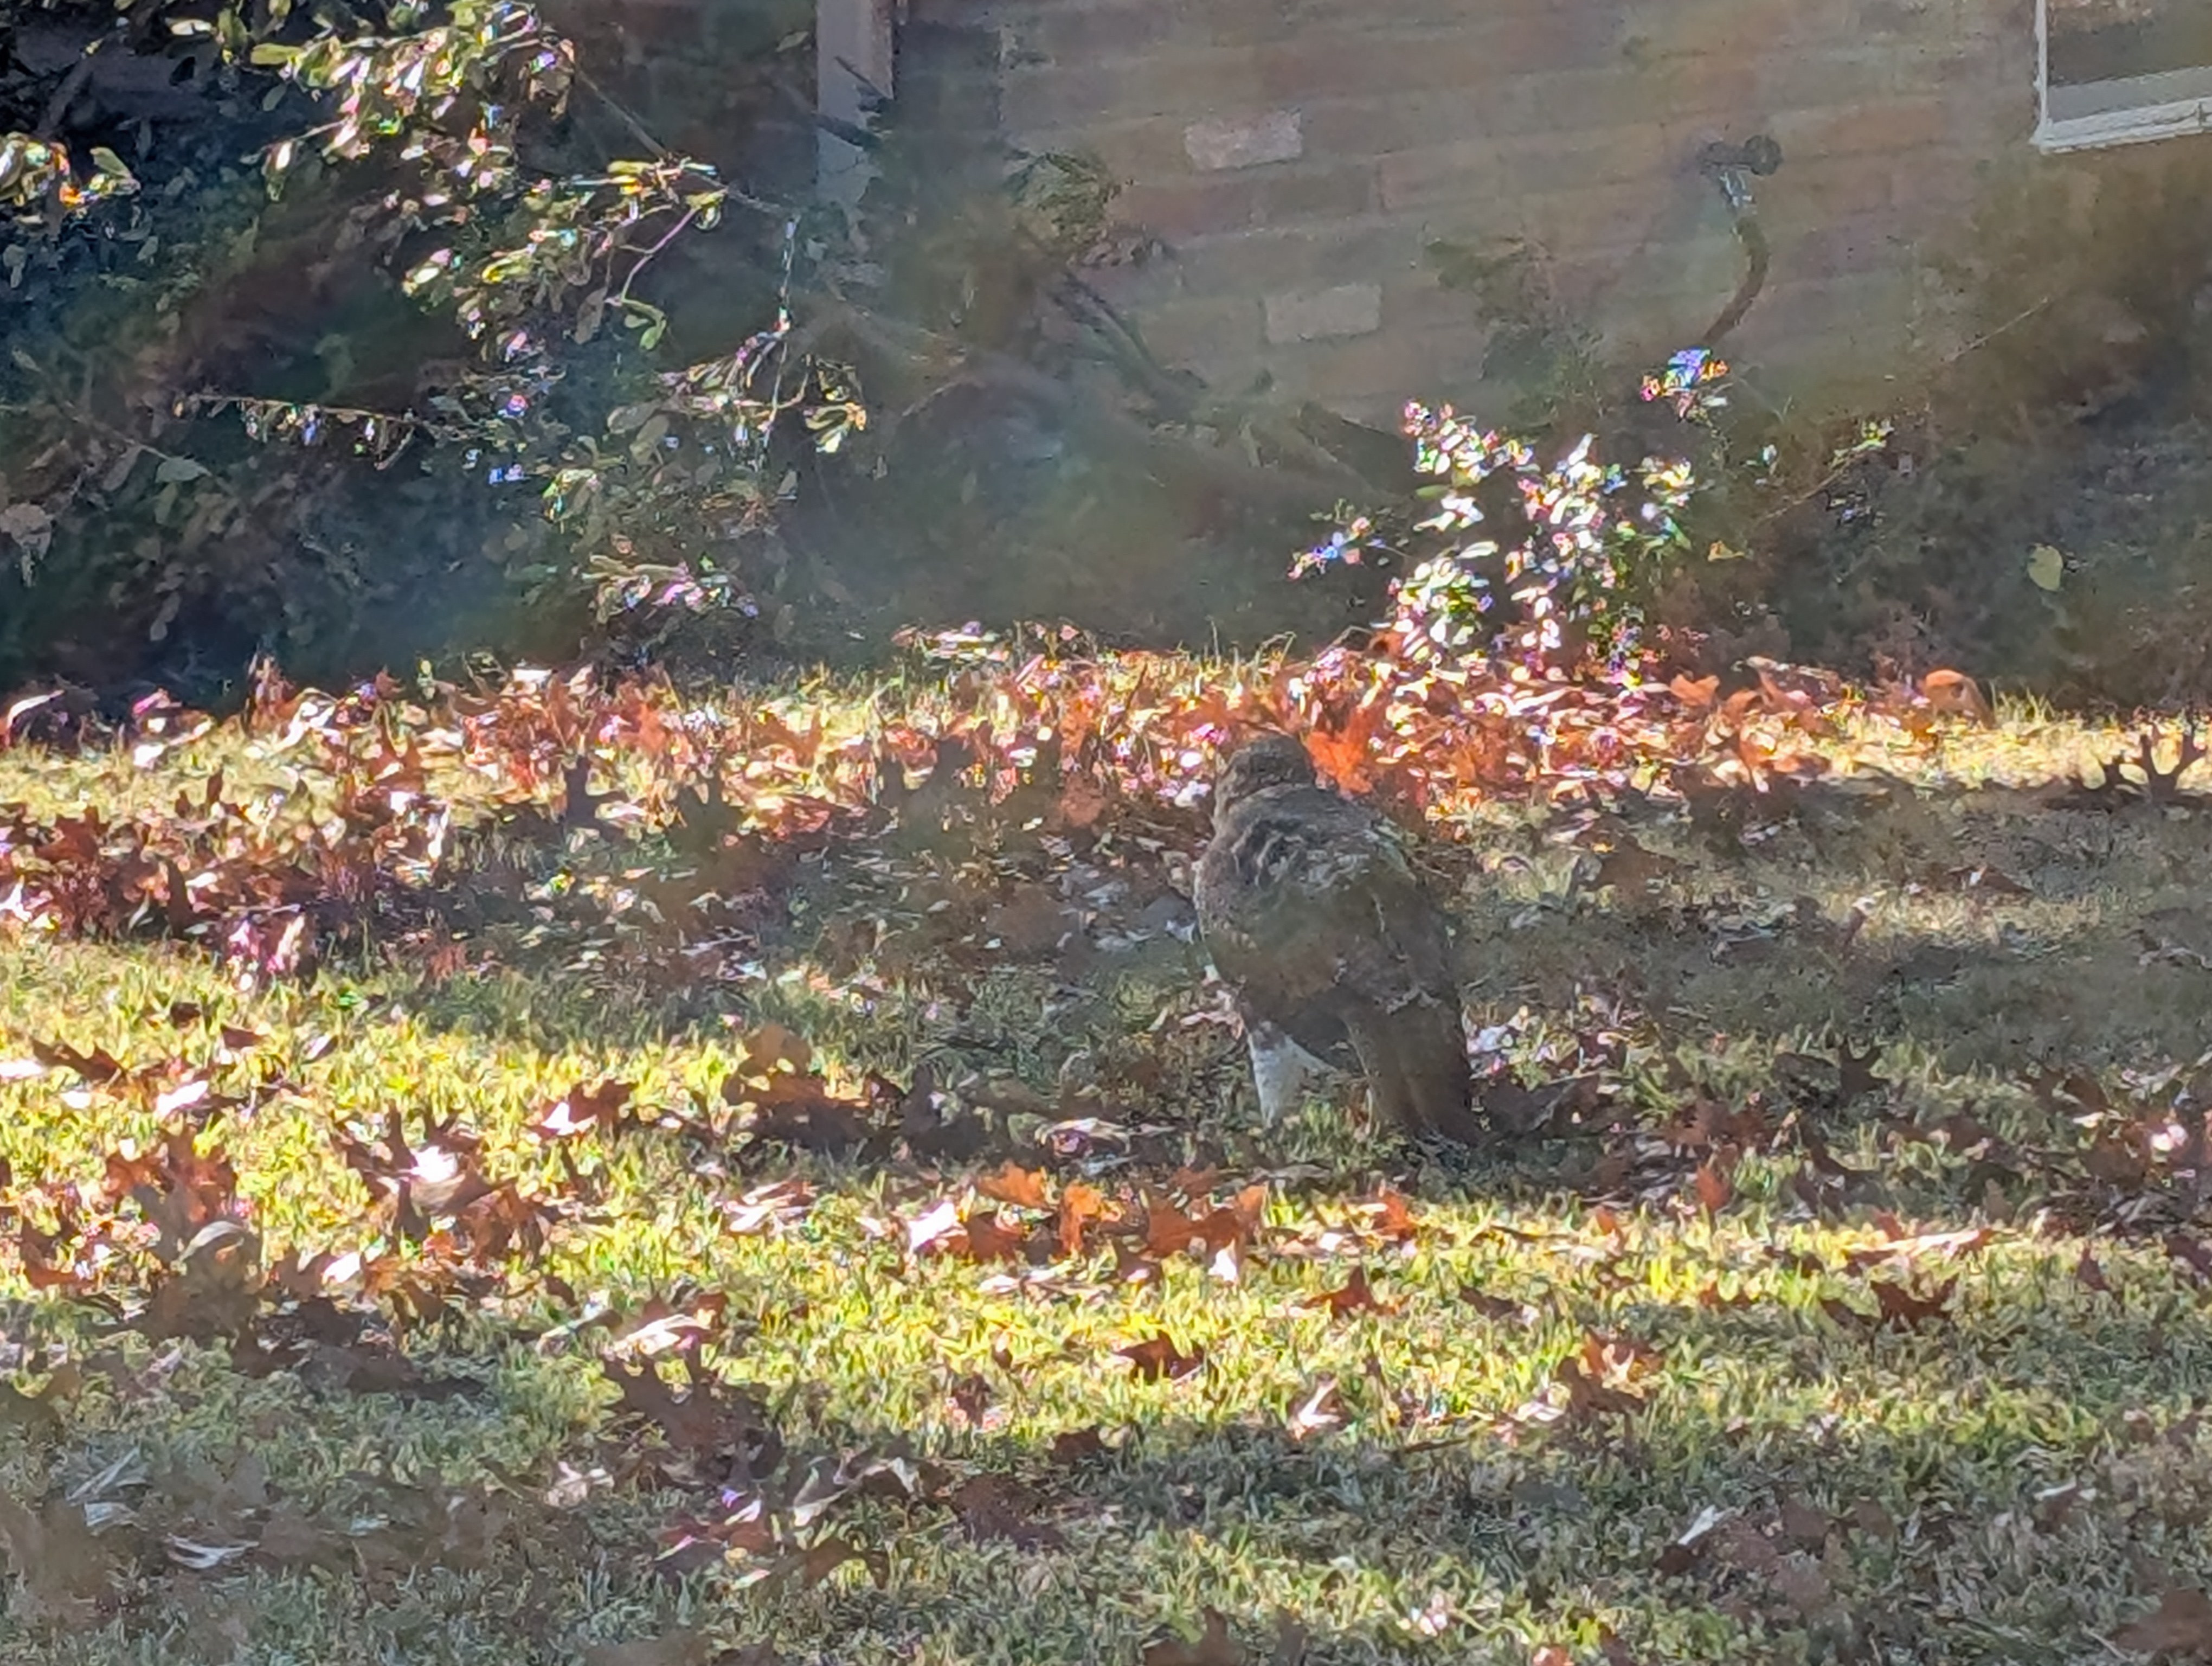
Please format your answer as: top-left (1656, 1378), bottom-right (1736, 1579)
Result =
top-left (12, 1268), bottom-right (2199, 1665)
top-left (374, 764), bottom-right (2212, 1130)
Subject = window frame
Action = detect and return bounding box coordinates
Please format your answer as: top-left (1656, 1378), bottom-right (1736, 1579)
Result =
top-left (2035, 0), bottom-right (2212, 151)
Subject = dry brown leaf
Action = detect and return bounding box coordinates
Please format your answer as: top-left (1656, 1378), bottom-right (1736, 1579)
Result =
top-left (2112, 1586), bottom-right (2212, 1656)
top-left (953, 1209), bottom-right (1032, 1265)
top-left (1049, 1427), bottom-right (1110, 1466)
top-left (2076, 1246), bottom-right (2114, 1296)
top-left (947, 1475), bottom-right (1065, 1549)
top-left (1693, 1158), bottom-right (1734, 1215)
top-left (1555, 1355), bottom-right (1643, 1421)
top-left (1118, 1332), bottom-right (1206, 1383)
top-left (782, 1535), bottom-right (885, 1592)
top-left (1301, 1266), bottom-right (1394, 1320)
top-left (1144, 1609), bottom-right (1247, 1666)
top-left (0, 1485), bottom-right (116, 1623)
top-left (1777, 1494), bottom-right (1832, 1550)
top-left (1456, 1284), bottom-right (1523, 1321)
top-left (976, 1162), bottom-right (1051, 1211)
top-left (1870, 1276), bottom-right (1957, 1331)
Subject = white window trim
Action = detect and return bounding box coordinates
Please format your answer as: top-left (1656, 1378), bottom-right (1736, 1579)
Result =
top-left (2035, 0), bottom-right (2212, 152)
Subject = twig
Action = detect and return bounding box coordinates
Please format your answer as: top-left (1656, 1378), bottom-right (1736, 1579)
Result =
top-left (613, 203), bottom-right (700, 309)
top-left (1935, 295), bottom-right (2055, 367)
top-left (572, 65), bottom-right (671, 160)
top-left (179, 390), bottom-right (468, 444)
top-left (813, 299), bottom-right (1366, 516)
top-left (1044, 268), bottom-right (1200, 419)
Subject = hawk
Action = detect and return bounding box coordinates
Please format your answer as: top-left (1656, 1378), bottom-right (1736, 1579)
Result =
top-left (1194, 733), bottom-right (1482, 1143)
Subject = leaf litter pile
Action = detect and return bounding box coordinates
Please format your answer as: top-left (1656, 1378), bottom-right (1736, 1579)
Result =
top-left (4, 633), bottom-right (2212, 1662)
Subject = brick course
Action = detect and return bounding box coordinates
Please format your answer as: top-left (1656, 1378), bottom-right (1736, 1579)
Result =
top-left (1264, 282), bottom-right (1384, 342)
top-left (1118, 161), bottom-right (1377, 238)
top-left (906, 0), bottom-right (2144, 419)
top-left (1184, 110), bottom-right (1304, 170)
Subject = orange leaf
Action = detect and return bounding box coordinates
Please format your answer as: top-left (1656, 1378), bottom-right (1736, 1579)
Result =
top-left (1303, 711), bottom-right (1382, 794)
top-left (1668, 672), bottom-right (1719, 713)
top-left (977, 1162), bottom-right (1051, 1211)
top-left (1920, 668), bottom-right (1990, 725)
top-left (1057, 1181), bottom-right (1107, 1260)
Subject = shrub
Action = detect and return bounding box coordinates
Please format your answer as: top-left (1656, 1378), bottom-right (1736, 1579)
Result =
top-left (1293, 350), bottom-right (1722, 681)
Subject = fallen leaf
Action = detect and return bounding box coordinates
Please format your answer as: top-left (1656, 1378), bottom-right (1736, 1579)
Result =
top-left (782, 1534), bottom-right (885, 1592)
top-left (1456, 1283), bottom-right (1522, 1321)
top-left (905, 1199), bottom-right (962, 1255)
top-left (1836, 1040), bottom-right (1888, 1101)
top-left (0, 1484), bottom-right (115, 1623)
top-left (2112, 1586), bottom-right (2212, 1656)
top-left (1668, 673), bottom-right (1720, 712)
top-left (1870, 1276), bottom-right (1957, 1330)
top-left (947, 1475), bottom-right (1065, 1549)
top-left (1144, 1609), bottom-right (1246, 1666)
top-left (1363, 1187), bottom-right (1418, 1244)
top-left (1053, 774), bottom-right (1111, 830)
top-left (947, 1373), bottom-right (993, 1428)
top-left (2076, 1246), bottom-right (2113, 1296)
top-left (1050, 1427), bottom-right (1110, 1466)
top-left (1693, 1158), bottom-right (1734, 1215)
top-left (1555, 1355), bottom-right (1642, 1421)
top-left (1286, 1379), bottom-right (1342, 1440)
top-left (531, 1079), bottom-right (639, 1140)
top-left (1920, 668), bottom-right (1990, 725)
top-left (2166, 1234), bottom-right (2212, 1285)
top-left (952, 1208), bottom-right (1030, 1265)
top-left (1117, 1332), bottom-right (1206, 1383)
top-left (1846, 1497), bottom-right (1897, 1540)
top-left (606, 1357), bottom-right (781, 1476)
top-left (1301, 1267), bottom-right (1393, 1320)
top-left (976, 1162), bottom-right (1051, 1211)
top-left (1777, 1494), bottom-right (1831, 1550)
top-left (1057, 1180), bottom-right (1108, 1260)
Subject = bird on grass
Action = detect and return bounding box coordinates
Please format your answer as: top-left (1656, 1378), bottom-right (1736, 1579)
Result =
top-left (1193, 732), bottom-right (1484, 1144)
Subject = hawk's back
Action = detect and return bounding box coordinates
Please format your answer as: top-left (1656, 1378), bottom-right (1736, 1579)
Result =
top-left (1195, 745), bottom-right (1478, 1140)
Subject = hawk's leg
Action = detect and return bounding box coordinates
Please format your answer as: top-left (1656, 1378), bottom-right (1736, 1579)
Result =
top-left (1246, 1021), bottom-right (1329, 1126)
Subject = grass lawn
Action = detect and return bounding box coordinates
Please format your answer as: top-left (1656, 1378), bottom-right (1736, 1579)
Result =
top-left (2, 652), bottom-right (2211, 1665)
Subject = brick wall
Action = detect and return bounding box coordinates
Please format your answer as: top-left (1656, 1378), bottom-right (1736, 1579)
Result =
top-left (903, 0), bottom-right (2064, 425)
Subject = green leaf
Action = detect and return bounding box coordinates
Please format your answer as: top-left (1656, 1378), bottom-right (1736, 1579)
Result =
top-left (88, 148), bottom-right (135, 182)
top-left (154, 456), bottom-right (209, 484)
top-left (2026, 544), bottom-right (2065, 593)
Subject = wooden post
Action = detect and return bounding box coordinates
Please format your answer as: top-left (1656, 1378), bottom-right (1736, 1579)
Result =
top-left (816, 0), bottom-right (896, 213)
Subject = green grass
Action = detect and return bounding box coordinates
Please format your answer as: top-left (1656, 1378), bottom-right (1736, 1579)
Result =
top-left (1, 679), bottom-right (2210, 1664)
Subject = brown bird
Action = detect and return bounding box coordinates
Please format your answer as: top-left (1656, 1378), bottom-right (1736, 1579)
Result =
top-left (1193, 733), bottom-right (1483, 1143)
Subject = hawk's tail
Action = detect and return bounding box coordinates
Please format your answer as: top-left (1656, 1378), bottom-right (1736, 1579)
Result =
top-left (1345, 999), bottom-right (1484, 1145)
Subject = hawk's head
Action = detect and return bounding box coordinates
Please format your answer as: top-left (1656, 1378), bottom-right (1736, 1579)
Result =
top-left (1212, 733), bottom-right (1317, 826)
